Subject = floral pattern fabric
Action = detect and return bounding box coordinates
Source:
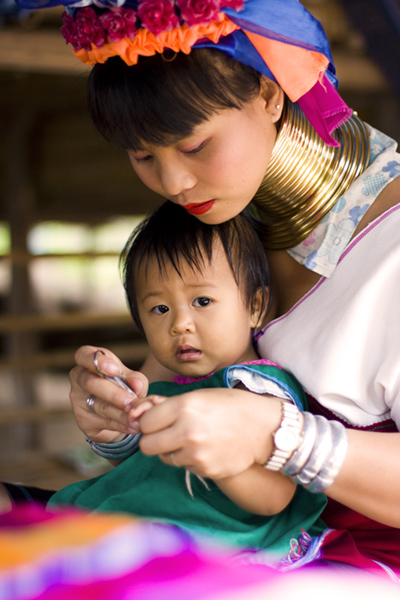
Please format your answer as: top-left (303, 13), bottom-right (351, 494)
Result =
top-left (288, 125), bottom-right (400, 278)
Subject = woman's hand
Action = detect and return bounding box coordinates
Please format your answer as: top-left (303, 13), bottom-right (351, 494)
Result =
top-left (136, 387), bottom-right (282, 480)
top-left (69, 345), bottom-right (149, 444)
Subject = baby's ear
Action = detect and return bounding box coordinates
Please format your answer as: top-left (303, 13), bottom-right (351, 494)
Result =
top-left (250, 288), bottom-right (269, 329)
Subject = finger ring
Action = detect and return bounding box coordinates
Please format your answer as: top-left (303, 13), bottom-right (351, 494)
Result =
top-left (93, 349), bottom-right (106, 376)
top-left (86, 394), bottom-right (96, 413)
top-left (170, 452), bottom-right (178, 467)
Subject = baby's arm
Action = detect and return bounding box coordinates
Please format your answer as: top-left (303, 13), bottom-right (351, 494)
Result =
top-left (131, 391), bottom-right (297, 515)
top-left (214, 462), bottom-right (296, 516)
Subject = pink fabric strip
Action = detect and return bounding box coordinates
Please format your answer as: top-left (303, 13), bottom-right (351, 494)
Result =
top-left (297, 76), bottom-right (353, 147)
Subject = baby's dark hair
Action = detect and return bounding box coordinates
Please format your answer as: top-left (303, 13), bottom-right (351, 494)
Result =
top-left (88, 49), bottom-right (263, 150)
top-left (120, 202), bottom-right (272, 333)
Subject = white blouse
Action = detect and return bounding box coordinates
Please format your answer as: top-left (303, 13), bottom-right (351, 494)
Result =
top-left (257, 205), bottom-right (400, 429)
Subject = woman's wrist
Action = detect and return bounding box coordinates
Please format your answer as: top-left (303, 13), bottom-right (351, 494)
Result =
top-left (264, 404), bottom-right (349, 494)
top-left (85, 433), bottom-right (141, 460)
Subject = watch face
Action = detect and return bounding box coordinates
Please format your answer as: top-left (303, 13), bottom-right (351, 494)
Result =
top-left (274, 427), bottom-right (300, 452)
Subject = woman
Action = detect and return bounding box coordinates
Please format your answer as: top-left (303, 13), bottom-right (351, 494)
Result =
top-left (14, 0), bottom-right (400, 578)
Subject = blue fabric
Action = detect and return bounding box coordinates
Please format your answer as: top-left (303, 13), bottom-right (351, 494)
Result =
top-left (16, 0), bottom-right (339, 91)
top-left (221, 0), bottom-right (337, 89)
top-left (222, 0), bottom-right (333, 63)
top-left (195, 30), bottom-right (275, 81)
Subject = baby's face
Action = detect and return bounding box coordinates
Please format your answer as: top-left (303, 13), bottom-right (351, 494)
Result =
top-left (136, 241), bottom-right (260, 378)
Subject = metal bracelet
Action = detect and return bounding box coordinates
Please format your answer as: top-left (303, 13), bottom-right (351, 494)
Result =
top-left (283, 411), bottom-right (317, 476)
top-left (292, 415), bottom-right (333, 486)
top-left (307, 421), bottom-right (348, 493)
top-left (85, 433), bottom-right (141, 460)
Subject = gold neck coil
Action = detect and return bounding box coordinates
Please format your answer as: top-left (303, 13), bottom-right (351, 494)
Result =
top-left (252, 100), bottom-right (370, 250)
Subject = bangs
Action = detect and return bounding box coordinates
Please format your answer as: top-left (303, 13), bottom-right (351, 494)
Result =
top-left (88, 50), bottom-right (262, 150)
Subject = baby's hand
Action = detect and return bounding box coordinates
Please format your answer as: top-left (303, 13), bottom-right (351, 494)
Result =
top-left (128, 395), bottom-right (167, 421)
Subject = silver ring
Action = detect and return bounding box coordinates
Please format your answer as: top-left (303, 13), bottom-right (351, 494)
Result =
top-left (93, 349), bottom-right (106, 376)
top-left (86, 394), bottom-right (96, 413)
top-left (170, 452), bottom-right (178, 467)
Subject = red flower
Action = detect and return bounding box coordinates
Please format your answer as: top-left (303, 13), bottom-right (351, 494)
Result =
top-left (122, 8), bottom-right (139, 40)
top-left (100, 7), bottom-right (137, 43)
top-left (177, 0), bottom-right (221, 27)
top-left (62, 7), bottom-right (107, 51)
top-left (137, 0), bottom-right (179, 36)
top-left (61, 13), bottom-right (81, 50)
top-left (220, 0), bottom-right (245, 11)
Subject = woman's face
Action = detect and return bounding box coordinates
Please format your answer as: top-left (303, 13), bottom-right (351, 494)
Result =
top-left (128, 92), bottom-right (281, 224)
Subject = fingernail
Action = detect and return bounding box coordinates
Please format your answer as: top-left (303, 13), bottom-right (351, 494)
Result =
top-left (102, 361), bottom-right (120, 375)
top-left (124, 397), bottom-right (134, 409)
top-left (128, 422), bottom-right (140, 434)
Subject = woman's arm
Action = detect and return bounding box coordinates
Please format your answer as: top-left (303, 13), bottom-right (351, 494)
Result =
top-left (137, 387), bottom-right (400, 527)
top-left (215, 464), bottom-right (296, 516)
top-left (138, 387), bottom-right (281, 478)
top-left (324, 429), bottom-right (400, 528)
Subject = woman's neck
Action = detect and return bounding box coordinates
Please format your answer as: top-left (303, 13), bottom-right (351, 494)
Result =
top-left (252, 100), bottom-right (370, 250)
top-left (265, 174), bottom-right (400, 319)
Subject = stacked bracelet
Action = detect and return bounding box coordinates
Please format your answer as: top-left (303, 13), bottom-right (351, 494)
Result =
top-left (85, 433), bottom-right (141, 460)
top-left (282, 412), bottom-right (348, 494)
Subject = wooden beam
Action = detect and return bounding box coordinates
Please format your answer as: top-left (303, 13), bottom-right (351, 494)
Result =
top-left (0, 311), bottom-right (134, 334)
top-left (0, 29), bottom-right (89, 75)
top-left (0, 27), bottom-right (389, 92)
top-left (0, 341), bottom-right (149, 370)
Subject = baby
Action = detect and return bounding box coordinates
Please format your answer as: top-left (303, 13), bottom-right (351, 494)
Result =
top-left (49, 202), bottom-right (326, 559)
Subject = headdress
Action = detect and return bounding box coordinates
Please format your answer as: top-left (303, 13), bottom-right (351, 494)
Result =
top-left (16, 0), bottom-right (352, 146)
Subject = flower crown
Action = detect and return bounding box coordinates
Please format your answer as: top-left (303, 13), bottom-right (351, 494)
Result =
top-left (62, 0), bottom-right (245, 66)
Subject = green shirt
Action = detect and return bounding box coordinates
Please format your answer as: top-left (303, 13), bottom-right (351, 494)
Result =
top-left (49, 362), bottom-right (326, 558)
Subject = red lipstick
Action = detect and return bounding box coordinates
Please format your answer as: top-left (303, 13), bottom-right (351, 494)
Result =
top-left (184, 200), bottom-right (215, 216)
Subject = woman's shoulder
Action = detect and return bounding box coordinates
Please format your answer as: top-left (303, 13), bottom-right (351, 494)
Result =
top-left (352, 168), bottom-right (400, 239)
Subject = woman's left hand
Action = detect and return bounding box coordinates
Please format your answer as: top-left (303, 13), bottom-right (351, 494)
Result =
top-left (135, 387), bottom-right (282, 479)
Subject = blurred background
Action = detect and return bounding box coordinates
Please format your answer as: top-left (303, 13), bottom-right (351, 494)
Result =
top-left (0, 0), bottom-right (399, 491)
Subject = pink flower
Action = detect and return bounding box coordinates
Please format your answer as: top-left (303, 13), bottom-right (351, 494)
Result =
top-left (220, 0), bottom-right (245, 11)
top-left (100, 7), bottom-right (137, 43)
top-left (177, 0), bottom-right (221, 27)
top-left (61, 13), bottom-right (81, 50)
top-left (100, 8), bottom-right (126, 42)
top-left (62, 7), bottom-right (107, 51)
top-left (137, 0), bottom-right (179, 36)
top-left (122, 8), bottom-right (139, 40)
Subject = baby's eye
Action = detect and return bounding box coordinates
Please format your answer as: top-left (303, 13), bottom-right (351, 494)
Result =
top-left (193, 297), bottom-right (211, 307)
top-left (152, 305), bottom-right (169, 314)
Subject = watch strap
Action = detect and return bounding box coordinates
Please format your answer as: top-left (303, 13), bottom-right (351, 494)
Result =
top-left (264, 401), bottom-right (302, 472)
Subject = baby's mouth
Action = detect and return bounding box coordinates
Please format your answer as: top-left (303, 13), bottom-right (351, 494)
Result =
top-left (176, 346), bottom-right (202, 362)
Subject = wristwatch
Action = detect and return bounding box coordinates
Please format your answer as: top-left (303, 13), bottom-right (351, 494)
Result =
top-left (264, 401), bottom-right (302, 471)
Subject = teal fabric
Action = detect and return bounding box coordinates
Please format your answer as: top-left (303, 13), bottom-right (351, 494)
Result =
top-left (49, 363), bottom-right (327, 558)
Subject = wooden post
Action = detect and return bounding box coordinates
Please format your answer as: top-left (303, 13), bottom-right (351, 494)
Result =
top-left (3, 108), bottom-right (39, 454)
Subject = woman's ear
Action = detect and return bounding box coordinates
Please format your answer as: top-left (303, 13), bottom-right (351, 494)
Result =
top-left (250, 288), bottom-right (269, 329)
top-left (259, 77), bottom-right (284, 124)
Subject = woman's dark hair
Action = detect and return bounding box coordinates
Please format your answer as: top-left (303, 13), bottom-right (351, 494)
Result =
top-left (120, 201), bottom-right (272, 333)
top-left (88, 49), bottom-right (263, 150)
